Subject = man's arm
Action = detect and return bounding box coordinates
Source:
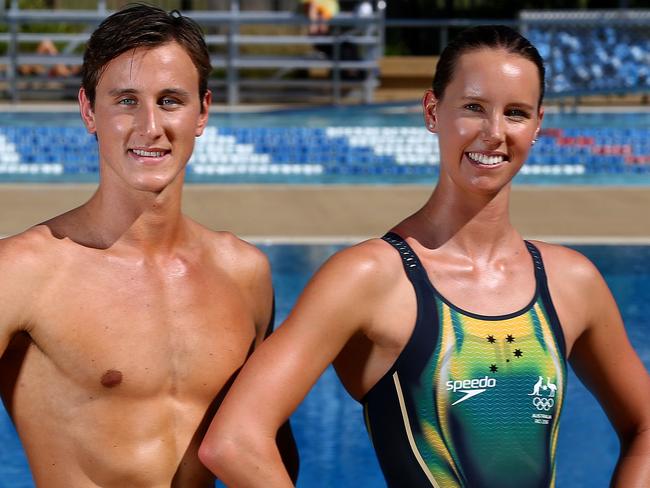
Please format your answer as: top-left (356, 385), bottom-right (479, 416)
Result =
top-left (0, 234), bottom-right (43, 358)
top-left (565, 254), bottom-right (650, 487)
top-left (199, 243), bottom-right (388, 486)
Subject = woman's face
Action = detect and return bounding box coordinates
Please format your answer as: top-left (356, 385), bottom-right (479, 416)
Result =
top-left (424, 48), bottom-right (543, 195)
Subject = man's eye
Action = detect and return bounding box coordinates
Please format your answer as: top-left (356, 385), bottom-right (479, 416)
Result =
top-left (160, 98), bottom-right (180, 106)
top-left (464, 103), bottom-right (482, 112)
top-left (118, 98), bottom-right (136, 105)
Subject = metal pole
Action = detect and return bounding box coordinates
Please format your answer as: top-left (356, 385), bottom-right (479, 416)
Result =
top-left (439, 26), bottom-right (448, 52)
top-left (227, 0), bottom-right (240, 105)
top-left (8, 0), bottom-right (19, 103)
top-left (365, 1), bottom-right (386, 103)
top-left (332, 25), bottom-right (342, 105)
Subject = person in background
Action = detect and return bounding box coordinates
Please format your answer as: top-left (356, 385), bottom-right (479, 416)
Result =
top-left (301, 0), bottom-right (370, 80)
top-left (199, 25), bottom-right (650, 487)
top-left (302, 0), bottom-right (340, 35)
top-left (18, 39), bottom-right (81, 78)
top-left (0, 4), bottom-right (296, 487)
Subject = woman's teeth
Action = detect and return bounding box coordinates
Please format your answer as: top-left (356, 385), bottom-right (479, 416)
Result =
top-left (467, 152), bottom-right (505, 166)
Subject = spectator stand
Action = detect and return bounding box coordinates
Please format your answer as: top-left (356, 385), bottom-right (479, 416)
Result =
top-left (0, 0), bottom-right (385, 105)
top-left (520, 9), bottom-right (650, 102)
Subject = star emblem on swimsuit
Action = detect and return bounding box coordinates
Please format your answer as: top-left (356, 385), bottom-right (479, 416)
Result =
top-left (486, 335), bottom-right (496, 343)
top-left (489, 364), bottom-right (498, 373)
top-left (506, 334), bottom-right (515, 343)
top-left (513, 349), bottom-right (523, 358)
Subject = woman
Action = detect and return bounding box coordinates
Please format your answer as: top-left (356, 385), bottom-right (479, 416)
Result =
top-left (199, 26), bottom-right (650, 487)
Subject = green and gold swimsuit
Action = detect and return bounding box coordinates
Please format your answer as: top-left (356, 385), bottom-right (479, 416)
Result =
top-left (362, 233), bottom-right (567, 488)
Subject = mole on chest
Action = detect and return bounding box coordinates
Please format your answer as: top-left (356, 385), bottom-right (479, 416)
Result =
top-left (100, 369), bottom-right (123, 388)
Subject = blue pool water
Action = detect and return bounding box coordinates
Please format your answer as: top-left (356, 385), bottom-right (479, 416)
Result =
top-left (1, 243), bottom-right (649, 487)
top-left (1, 105), bottom-right (649, 185)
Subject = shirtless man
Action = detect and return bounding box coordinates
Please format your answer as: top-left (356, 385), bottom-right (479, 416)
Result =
top-left (0, 5), bottom-right (295, 487)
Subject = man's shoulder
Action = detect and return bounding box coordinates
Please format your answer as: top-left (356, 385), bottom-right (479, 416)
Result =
top-left (191, 226), bottom-right (273, 330)
top-left (202, 228), bottom-right (267, 261)
top-left (0, 225), bottom-right (61, 264)
top-left (190, 224), bottom-right (269, 278)
top-left (0, 225), bottom-right (64, 292)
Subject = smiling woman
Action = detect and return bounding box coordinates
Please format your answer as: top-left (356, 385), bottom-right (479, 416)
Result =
top-left (198, 25), bottom-right (650, 488)
top-left (422, 47), bottom-right (543, 195)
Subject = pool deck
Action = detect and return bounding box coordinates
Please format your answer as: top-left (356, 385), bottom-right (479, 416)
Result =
top-left (1, 184), bottom-right (649, 243)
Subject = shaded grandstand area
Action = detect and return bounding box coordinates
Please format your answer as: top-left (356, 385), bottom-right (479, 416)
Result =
top-left (1, 122), bottom-right (649, 182)
top-left (1, 4), bottom-right (649, 104)
top-left (522, 9), bottom-right (650, 97)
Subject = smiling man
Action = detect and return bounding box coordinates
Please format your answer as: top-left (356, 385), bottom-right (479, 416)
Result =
top-left (0, 5), bottom-right (295, 487)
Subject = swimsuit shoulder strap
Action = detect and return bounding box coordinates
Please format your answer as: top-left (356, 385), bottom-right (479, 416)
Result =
top-left (524, 240), bottom-right (547, 285)
top-left (381, 232), bottom-right (426, 280)
top-left (524, 240), bottom-right (568, 357)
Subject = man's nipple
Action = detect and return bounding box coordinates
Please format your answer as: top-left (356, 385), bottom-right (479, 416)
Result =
top-left (100, 369), bottom-right (123, 388)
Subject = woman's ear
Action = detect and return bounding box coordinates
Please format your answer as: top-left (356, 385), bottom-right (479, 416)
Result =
top-left (422, 89), bottom-right (438, 133)
top-left (532, 106), bottom-right (544, 144)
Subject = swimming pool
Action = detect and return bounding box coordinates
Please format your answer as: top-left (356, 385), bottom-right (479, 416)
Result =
top-left (1, 243), bottom-right (648, 487)
top-left (1, 104), bottom-right (649, 185)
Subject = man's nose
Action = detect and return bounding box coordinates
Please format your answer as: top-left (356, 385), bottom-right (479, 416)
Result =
top-left (134, 103), bottom-right (163, 138)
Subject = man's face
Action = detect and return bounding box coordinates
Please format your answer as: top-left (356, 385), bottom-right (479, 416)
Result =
top-left (79, 41), bottom-right (210, 193)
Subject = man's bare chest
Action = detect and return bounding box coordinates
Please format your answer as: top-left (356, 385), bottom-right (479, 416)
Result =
top-left (23, 262), bottom-right (256, 397)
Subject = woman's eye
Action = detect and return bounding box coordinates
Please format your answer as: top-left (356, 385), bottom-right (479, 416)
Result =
top-left (507, 109), bottom-right (530, 119)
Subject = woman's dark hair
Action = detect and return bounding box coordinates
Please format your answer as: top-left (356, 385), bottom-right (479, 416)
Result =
top-left (433, 25), bottom-right (546, 107)
top-left (81, 3), bottom-right (212, 109)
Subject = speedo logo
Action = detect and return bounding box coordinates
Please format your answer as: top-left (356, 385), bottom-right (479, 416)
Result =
top-left (446, 376), bottom-right (497, 406)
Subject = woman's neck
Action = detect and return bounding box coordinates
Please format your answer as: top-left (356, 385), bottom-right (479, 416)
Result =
top-left (401, 181), bottom-right (521, 259)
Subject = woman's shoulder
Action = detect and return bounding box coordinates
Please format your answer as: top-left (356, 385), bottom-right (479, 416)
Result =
top-left (528, 240), bottom-right (607, 296)
top-left (330, 235), bottom-right (407, 268)
top-left (313, 236), bottom-right (411, 294)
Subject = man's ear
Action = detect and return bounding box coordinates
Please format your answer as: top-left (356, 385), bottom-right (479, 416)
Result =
top-left (195, 89), bottom-right (212, 137)
top-left (78, 88), bottom-right (97, 134)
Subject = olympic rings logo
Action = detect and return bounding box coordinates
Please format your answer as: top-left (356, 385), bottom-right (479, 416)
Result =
top-left (533, 397), bottom-right (555, 411)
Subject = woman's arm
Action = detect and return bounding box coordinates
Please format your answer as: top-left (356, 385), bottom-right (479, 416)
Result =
top-left (199, 243), bottom-right (390, 486)
top-left (565, 253), bottom-right (650, 487)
